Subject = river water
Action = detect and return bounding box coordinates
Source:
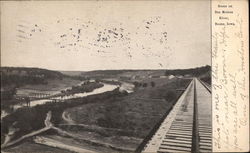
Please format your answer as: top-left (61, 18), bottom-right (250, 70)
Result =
top-left (15, 83), bottom-right (119, 108)
top-left (1, 81), bottom-right (134, 119)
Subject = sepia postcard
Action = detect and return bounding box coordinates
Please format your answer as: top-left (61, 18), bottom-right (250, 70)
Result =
top-left (0, 0), bottom-right (249, 152)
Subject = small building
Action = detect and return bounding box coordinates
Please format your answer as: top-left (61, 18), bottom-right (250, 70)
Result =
top-left (184, 74), bottom-right (192, 78)
top-left (168, 75), bottom-right (175, 79)
top-left (175, 75), bottom-right (183, 78)
top-left (152, 75), bottom-right (160, 78)
top-left (160, 75), bottom-right (167, 78)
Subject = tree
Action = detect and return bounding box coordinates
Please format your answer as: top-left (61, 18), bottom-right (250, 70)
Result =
top-left (61, 90), bottom-right (66, 94)
top-left (164, 90), bottom-right (177, 102)
top-left (133, 81), bottom-right (140, 87)
top-left (151, 81), bottom-right (155, 87)
top-left (25, 97), bottom-right (30, 107)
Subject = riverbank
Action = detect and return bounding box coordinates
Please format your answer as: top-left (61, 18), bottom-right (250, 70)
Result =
top-left (56, 78), bottom-right (191, 152)
top-left (1, 86), bottom-right (126, 146)
top-left (16, 78), bottom-right (82, 97)
top-left (2, 77), bottom-right (191, 153)
top-left (1, 81), bottom-right (113, 120)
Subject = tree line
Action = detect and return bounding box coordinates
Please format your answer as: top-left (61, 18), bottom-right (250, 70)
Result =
top-left (164, 65), bottom-right (211, 76)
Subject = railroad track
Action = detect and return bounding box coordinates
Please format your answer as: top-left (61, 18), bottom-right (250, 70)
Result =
top-left (141, 78), bottom-right (212, 153)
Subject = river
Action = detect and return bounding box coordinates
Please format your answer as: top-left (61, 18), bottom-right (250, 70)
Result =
top-left (14, 83), bottom-right (119, 108)
top-left (1, 81), bottom-right (134, 119)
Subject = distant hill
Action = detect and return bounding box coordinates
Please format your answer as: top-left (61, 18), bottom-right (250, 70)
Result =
top-left (80, 65), bottom-right (211, 78)
top-left (60, 71), bottom-right (84, 76)
top-left (0, 67), bottom-right (64, 87)
top-left (1, 65), bottom-right (211, 87)
top-left (164, 65), bottom-right (211, 77)
top-left (82, 70), bottom-right (138, 76)
top-left (81, 69), bottom-right (166, 79)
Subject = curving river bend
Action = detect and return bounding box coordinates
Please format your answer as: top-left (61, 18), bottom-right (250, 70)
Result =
top-left (1, 82), bottom-right (134, 119)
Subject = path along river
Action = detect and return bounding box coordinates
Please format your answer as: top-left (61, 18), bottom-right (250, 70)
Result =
top-left (1, 82), bottom-right (134, 119)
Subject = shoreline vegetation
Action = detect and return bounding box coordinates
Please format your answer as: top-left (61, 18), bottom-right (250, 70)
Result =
top-left (1, 66), bottom-right (211, 152)
top-left (1, 78), bottom-right (191, 152)
top-left (60, 81), bottom-right (104, 96)
top-left (57, 78), bottom-right (191, 152)
top-left (1, 67), bottom-right (86, 109)
top-left (1, 87), bottom-right (124, 145)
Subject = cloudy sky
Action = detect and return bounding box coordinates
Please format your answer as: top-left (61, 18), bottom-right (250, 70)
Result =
top-left (1, 1), bottom-right (211, 71)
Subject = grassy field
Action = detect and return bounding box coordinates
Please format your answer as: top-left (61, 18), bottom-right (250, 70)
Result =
top-left (199, 72), bottom-right (211, 85)
top-left (3, 140), bottom-right (74, 153)
top-left (1, 88), bottom-right (125, 146)
top-left (16, 78), bottom-right (82, 96)
top-left (1, 66), bottom-right (210, 153)
top-left (59, 77), bottom-right (191, 152)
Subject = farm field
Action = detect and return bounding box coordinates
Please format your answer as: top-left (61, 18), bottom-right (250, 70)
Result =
top-left (16, 78), bottom-right (82, 97)
top-left (1, 1), bottom-right (214, 151)
top-left (55, 77), bottom-right (191, 152)
top-left (1, 66), bottom-right (210, 153)
top-left (2, 141), bottom-right (73, 153)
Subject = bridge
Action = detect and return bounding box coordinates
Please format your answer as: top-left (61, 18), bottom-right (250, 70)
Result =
top-left (138, 78), bottom-right (211, 153)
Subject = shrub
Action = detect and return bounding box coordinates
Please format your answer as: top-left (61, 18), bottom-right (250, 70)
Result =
top-left (150, 81), bottom-right (155, 87)
top-left (164, 90), bottom-right (177, 102)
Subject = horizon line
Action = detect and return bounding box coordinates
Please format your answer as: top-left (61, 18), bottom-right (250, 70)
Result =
top-left (1, 65), bottom-right (211, 72)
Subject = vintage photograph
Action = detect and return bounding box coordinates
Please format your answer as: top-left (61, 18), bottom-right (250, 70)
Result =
top-left (1, 1), bottom-right (212, 153)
